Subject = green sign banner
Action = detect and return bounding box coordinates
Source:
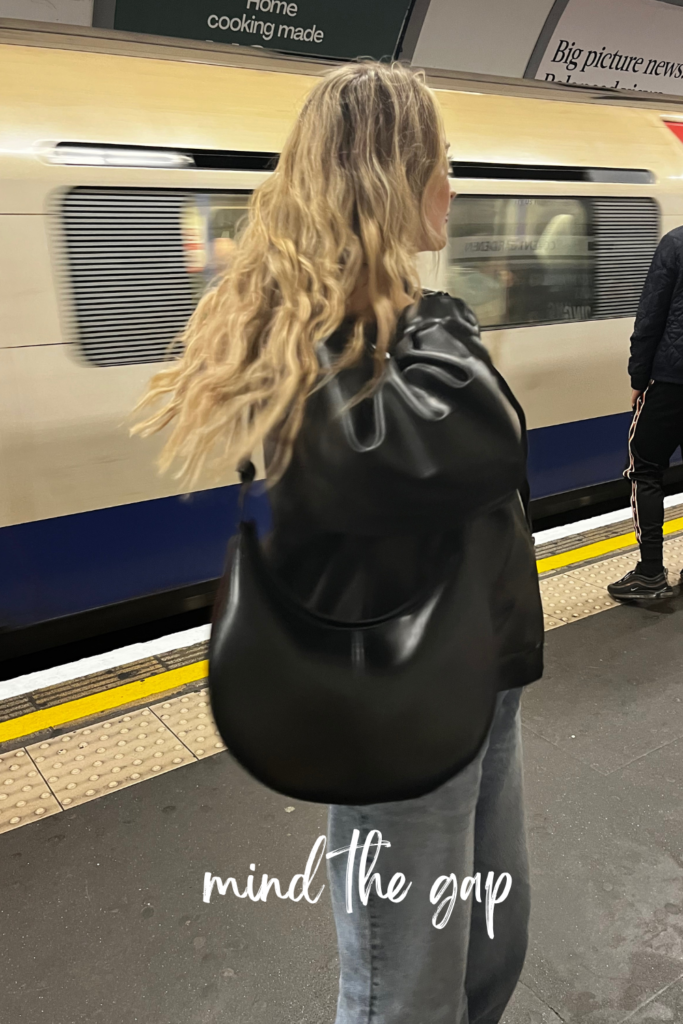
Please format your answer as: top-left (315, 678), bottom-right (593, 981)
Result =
top-left (113, 0), bottom-right (414, 61)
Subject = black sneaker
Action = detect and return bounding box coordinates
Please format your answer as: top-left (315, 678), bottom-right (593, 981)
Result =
top-left (607, 567), bottom-right (673, 601)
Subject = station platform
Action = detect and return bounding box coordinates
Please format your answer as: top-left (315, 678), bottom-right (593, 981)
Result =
top-left (2, 512), bottom-right (683, 1024)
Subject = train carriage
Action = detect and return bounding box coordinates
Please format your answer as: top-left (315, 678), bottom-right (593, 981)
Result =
top-left (3, 19), bottom-right (683, 653)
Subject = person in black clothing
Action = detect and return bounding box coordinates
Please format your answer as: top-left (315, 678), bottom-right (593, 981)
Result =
top-left (609, 226), bottom-right (683, 600)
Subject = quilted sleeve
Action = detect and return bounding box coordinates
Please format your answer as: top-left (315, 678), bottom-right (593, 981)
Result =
top-left (629, 232), bottom-right (680, 391)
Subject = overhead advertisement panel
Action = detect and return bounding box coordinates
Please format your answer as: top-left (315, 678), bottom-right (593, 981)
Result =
top-left (527, 0), bottom-right (683, 95)
top-left (112, 0), bottom-right (414, 61)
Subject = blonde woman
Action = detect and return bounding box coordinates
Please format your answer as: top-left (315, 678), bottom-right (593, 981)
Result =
top-left (136, 62), bottom-right (543, 1024)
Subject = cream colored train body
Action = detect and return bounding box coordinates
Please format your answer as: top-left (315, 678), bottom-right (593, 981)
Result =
top-left (2, 21), bottom-right (683, 640)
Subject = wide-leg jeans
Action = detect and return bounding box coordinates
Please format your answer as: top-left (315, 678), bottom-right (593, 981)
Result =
top-left (327, 687), bottom-right (529, 1024)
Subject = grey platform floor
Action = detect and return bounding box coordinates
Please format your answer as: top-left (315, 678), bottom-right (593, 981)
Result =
top-left (2, 596), bottom-right (683, 1024)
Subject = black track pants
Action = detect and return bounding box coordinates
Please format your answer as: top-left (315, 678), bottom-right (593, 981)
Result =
top-left (625, 380), bottom-right (683, 567)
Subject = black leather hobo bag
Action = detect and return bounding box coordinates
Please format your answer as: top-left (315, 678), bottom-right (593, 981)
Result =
top-left (208, 292), bottom-right (528, 804)
top-left (208, 516), bottom-right (500, 805)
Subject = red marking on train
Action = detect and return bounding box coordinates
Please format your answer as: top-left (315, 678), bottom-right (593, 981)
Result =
top-left (664, 121), bottom-right (683, 144)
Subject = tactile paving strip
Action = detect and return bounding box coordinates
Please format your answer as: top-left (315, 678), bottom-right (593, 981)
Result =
top-left (534, 501), bottom-right (683, 561)
top-left (32, 657), bottom-right (166, 709)
top-left (563, 539), bottom-right (683, 590)
top-left (0, 748), bottom-right (61, 834)
top-left (539, 574), bottom-right (618, 624)
top-left (156, 642), bottom-right (209, 672)
top-left (26, 707), bottom-right (196, 809)
top-left (0, 645), bottom-right (210, 726)
top-left (543, 613), bottom-right (564, 631)
top-left (565, 552), bottom-right (638, 589)
top-left (0, 694), bottom-right (36, 724)
top-left (662, 535), bottom-right (683, 575)
top-left (152, 691), bottom-right (226, 759)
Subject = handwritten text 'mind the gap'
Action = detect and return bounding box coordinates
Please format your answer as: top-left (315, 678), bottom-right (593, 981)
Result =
top-left (203, 830), bottom-right (512, 937)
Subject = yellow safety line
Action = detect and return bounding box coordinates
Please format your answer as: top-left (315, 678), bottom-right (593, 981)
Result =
top-left (536, 514), bottom-right (683, 574)
top-left (0, 660), bottom-right (208, 745)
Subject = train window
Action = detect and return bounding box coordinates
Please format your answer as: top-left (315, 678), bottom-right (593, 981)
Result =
top-left (181, 194), bottom-right (250, 303)
top-left (446, 195), bottom-right (659, 329)
top-left (58, 187), bottom-right (250, 367)
top-left (447, 197), bottom-right (593, 328)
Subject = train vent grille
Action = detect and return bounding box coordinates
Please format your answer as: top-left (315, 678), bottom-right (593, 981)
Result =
top-left (58, 188), bottom-right (195, 367)
top-left (591, 197), bottom-right (659, 320)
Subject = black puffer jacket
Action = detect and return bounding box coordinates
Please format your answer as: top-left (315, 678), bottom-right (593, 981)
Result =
top-left (629, 226), bottom-right (683, 391)
top-left (265, 291), bottom-right (544, 693)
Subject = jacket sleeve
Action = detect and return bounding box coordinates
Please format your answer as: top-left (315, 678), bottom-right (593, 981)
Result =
top-left (629, 232), bottom-right (679, 391)
top-left (287, 293), bottom-right (528, 536)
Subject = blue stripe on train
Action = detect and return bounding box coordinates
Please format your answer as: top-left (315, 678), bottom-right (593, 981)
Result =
top-left (0, 485), bottom-right (271, 631)
top-left (527, 410), bottom-right (633, 499)
top-left (1, 410), bottom-right (651, 630)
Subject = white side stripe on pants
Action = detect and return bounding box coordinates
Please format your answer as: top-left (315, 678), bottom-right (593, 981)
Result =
top-left (626, 383), bottom-right (652, 544)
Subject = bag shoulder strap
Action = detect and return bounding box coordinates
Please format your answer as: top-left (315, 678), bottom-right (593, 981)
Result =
top-left (237, 458), bottom-right (256, 522)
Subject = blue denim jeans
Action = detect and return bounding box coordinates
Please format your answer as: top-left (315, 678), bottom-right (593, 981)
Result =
top-left (327, 687), bottom-right (529, 1024)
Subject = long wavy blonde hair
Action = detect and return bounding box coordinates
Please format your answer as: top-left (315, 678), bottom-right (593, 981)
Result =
top-left (134, 61), bottom-right (447, 483)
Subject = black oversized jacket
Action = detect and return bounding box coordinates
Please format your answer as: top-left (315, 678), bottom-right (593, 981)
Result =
top-left (629, 226), bottom-right (683, 391)
top-left (265, 291), bottom-right (544, 693)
